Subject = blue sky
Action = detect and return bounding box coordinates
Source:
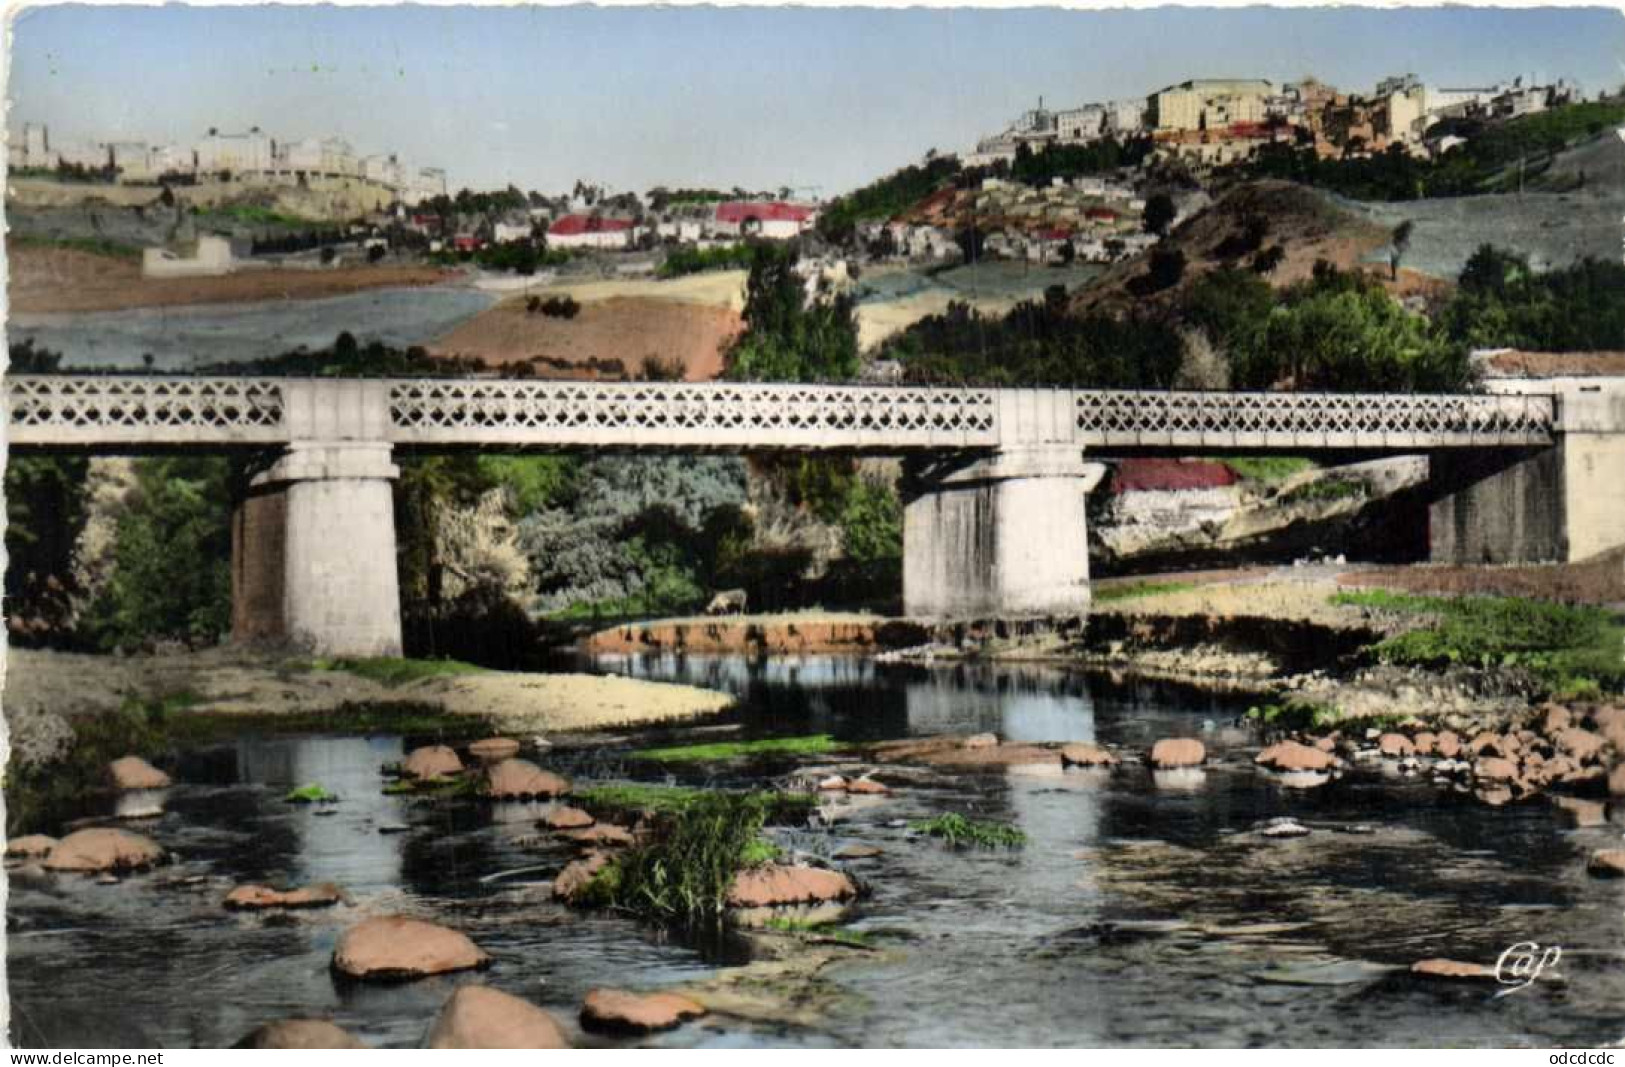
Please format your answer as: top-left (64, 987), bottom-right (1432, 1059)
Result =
top-left (9, 5), bottom-right (1625, 196)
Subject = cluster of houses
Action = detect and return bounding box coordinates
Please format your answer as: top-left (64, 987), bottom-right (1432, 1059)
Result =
top-left (860, 173), bottom-right (1169, 266)
top-left (970, 71), bottom-right (1589, 168)
top-left (412, 197), bottom-right (819, 254)
top-left (8, 122), bottom-right (448, 205)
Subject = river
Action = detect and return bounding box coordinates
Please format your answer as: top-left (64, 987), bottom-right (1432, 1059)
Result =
top-left (8, 287), bottom-right (498, 372)
top-left (7, 654), bottom-right (1620, 1047)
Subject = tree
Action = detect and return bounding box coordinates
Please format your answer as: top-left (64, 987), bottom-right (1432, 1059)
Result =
top-left (1142, 192), bottom-right (1177, 236)
top-left (724, 244), bottom-right (859, 382)
top-left (84, 457), bottom-right (235, 650)
top-left (1390, 220), bottom-right (1414, 281)
top-left (1138, 247), bottom-right (1186, 293)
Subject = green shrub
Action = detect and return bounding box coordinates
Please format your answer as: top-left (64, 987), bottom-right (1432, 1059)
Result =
top-left (910, 813), bottom-right (1027, 849)
top-left (581, 792), bottom-right (797, 927)
top-left (1332, 590), bottom-right (1625, 693)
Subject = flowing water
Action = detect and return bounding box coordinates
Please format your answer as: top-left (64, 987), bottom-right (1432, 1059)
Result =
top-left (8, 655), bottom-right (1623, 1047)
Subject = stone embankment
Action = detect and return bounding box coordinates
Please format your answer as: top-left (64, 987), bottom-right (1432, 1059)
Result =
top-left (585, 613), bottom-right (929, 656)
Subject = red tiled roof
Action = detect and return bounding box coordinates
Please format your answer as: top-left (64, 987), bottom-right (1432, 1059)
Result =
top-left (1085, 207), bottom-right (1118, 220)
top-left (1111, 459), bottom-right (1239, 494)
top-left (1038, 227), bottom-right (1073, 241)
top-left (715, 201), bottom-right (813, 224)
top-left (549, 214), bottom-right (634, 236)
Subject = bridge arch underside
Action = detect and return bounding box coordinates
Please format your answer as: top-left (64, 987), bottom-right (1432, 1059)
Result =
top-left (13, 375), bottom-right (1617, 657)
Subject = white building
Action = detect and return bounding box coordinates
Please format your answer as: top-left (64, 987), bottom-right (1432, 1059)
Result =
top-left (195, 128), bottom-right (274, 176)
top-left (1103, 99), bottom-right (1147, 135)
top-left (1056, 105), bottom-right (1107, 142)
top-left (278, 136), bottom-right (356, 178)
top-left (492, 221), bottom-right (533, 244)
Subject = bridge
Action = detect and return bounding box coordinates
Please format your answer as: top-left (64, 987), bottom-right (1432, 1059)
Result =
top-left (7, 374), bottom-right (1620, 657)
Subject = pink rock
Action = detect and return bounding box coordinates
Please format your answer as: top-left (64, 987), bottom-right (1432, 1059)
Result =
top-left (580, 988), bottom-right (706, 1034)
top-left (1150, 738), bottom-right (1205, 769)
top-left (331, 917), bottom-right (490, 980)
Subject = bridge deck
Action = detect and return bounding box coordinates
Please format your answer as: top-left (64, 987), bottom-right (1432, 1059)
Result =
top-left (4, 375), bottom-right (1557, 451)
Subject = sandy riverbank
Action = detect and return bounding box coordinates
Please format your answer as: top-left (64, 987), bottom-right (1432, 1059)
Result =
top-left (2, 645), bottom-right (734, 734)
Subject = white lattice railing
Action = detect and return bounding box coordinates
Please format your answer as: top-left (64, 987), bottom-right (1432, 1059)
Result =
top-left (4, 375), bottom-right (1556, 451)
top-left (6, 375), bottom-right (288, 444)
top-left (1075, 389), bottom-right (1555, 448)
top-left (386, 379), bottom-right (1001, 449)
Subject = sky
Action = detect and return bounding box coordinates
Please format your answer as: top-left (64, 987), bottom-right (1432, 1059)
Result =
top-left (8, 4), bottom-right (1625, 197)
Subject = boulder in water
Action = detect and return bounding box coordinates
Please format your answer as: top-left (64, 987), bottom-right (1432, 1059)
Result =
top-left (1410, 958), bottom-right (1493, 981)
top-left (425, 985), bottom-right (569, 1049)
top-left (234, 1019), bottom-right (368, 1049)
top-left (1587, 850), bottom-right (1625, 878)
top-left (562, 824), bottom-right (634, 847)
top-left (468, 737), bottom-right (522, 763)
top-left (1377, 734), bottom-right (1414, 758)
top-left (43, 828), bottom-right (164, 873)
top-left (540, 805), bottom-right (595, 830)
top-left (484, 759), bottom-right (570, 799)
top-left (1150, 738), bottom-right (1205, 769)
top-left (331, 916), bottom-right (490, 981)
top-left (1255, 741), bottom-right (1333, 773)
top-left (1059, 742), bottom-right (1118, 768)
top-left (579, 988), bottom-right (706, 1034)
top-left (225, 883), bottom-right (344, 910)
top-left (5, 834), bottom-right (58, 859)
top-left (554, 851), bottom-right (611, 903)
top-left (109, 755), bottom-right (171, 791)
top-left (402, 745), bottom-right (463, 780)
top-left (727, 865), bottom-right (856, 908)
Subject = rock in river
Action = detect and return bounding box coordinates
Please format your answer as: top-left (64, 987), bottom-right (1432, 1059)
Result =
top-left (1611, 763), bottom-right (1625, 797)
top-left (554, 851), bottom-right (611, 903)
top-left (108, 755), bottom-right (171, 791)
top-left (580, 988), bottom-right (706, 1035)
top-left (1060, 742), bottom-right (1118, 768)
top-left (467, 737), bottom-right (522, 763)
top-left (1587, 850), bottom-right (1625, 878)
top-left (43, 828), bottom-right (165, 873)
top-left (1377, 734), bottom-right (1414, 758)
top-left (484, 759), bottom-right (571, 799)
top-left (1260, 817), bottom-right (1311, 838)
top-left (1410, 958), bottom-right (1493, 981)
top-left (562, 824), bottom-right (634, 848)
top-left (1149, 738), bottom-right (1205, 769)
top-left (234, 1019), bottom-right (369, 1049)
top-left (541, 805), bottom-right (595, 830)
top-left (1255, 741), bottom-right (1333, 773)
top-left (402, 745), bottom-right (464, 780)
top-left (727, 864), bottom-right (857, 908)
top-left (224, 883), bottom-right (344, 910)
top-left (425, 985), bottom-right (569, 1049)
top-left (331, 916), bottom-right (491, 981)
top-left (5, 834), bottom-right (58, 860)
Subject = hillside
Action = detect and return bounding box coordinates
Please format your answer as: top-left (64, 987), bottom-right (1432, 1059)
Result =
top-left (1344, 131), bottom-right (1625, 278)
top-left (1068, 181), bottom-right (1396, 318)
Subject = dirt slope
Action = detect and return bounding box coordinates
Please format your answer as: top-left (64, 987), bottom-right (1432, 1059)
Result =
top-left (1070, 180), bottom-right (1392, 317)
top-left (427, 294), bottom-right (742, 381)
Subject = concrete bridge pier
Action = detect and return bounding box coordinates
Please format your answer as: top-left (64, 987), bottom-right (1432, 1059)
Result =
top-left (1429, 379), bottom-right (1625, 565)
top-left (902, 444), bottom-right (1105, 620)
top-left (232, 441), bottom-right (403, 657)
